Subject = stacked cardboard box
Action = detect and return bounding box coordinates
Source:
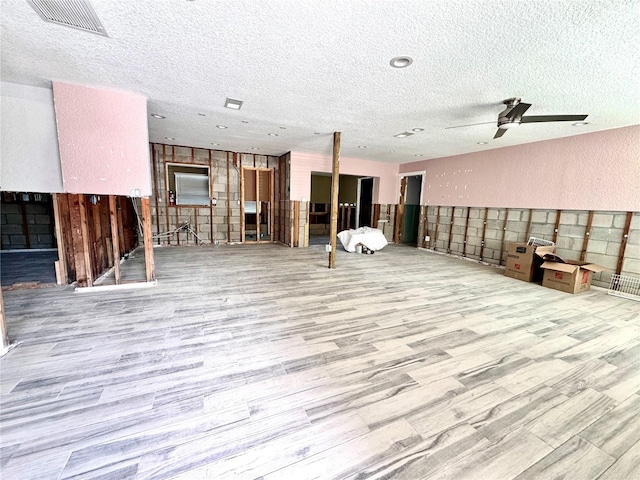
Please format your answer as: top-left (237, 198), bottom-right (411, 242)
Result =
top-left (504, 243), bottom-right (555, 282)
top-left (540, 255), bottom-right (606, 294)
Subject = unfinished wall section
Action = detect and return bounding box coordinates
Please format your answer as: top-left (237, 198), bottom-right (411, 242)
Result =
top-left (421, 205), bottom-right (639, 287)
top-left (1, 194), bottom-right (55, 249)
top-left (150, 144), bottom-right (281, 245)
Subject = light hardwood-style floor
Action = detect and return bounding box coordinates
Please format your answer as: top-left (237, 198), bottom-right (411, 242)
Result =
top-left (1, 243), bottom-right (639, 480)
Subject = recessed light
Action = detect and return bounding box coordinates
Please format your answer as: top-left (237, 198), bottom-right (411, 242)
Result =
top-left (197, 113), bottom-right (206, 117)
top-left (165, 137), bottom-right (174, 140)
top-left (358, 145), bottom-right (367, 149)
top-left (390, 56), bottom-right (413, 68)
top-left (279, 126), bottom-right (287, 130)
top-left (241, 121), bottom-right (249, 124)
top-left (224, 98), bottom-right (243, 110)
top-left (216, 125), bottom-right (228, 129)
top-left (572, 122), bottom-right (589, 126)
top-left (389, 150), bottom-right (395, 153)
top-left (394, 132), bottom-right (414, 138)
top-left (251, 147), bottom-right (259, 150)
top-left (268, 133), bottom-right (278, 136)
top-left (414, 154), bottom-right (422, 157)
top-left (150, 114), bottom-right (165, 119)
top-left (314, 132), bottom-right (321, 135)
top-left (211, 143), bottom-right (220, 146)
top-left (477, 141), bottom-right (488, 145)
top-left (412, 128), bottom-right (424, 132)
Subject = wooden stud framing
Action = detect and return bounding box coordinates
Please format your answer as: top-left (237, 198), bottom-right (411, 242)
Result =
top-left (498, 208), bottom-right (509, 266)
top-left (394, 177), bottom-right (407, 244)
top-left (329, 132), bottom-right (341, 269)
top-left (616, 212), bottom-right (633, 275)
top-left (163, 145), bottom-right (171, 245)
top-left (0, 289), bottom-right (8, 351)
top-left (447, 206), bottom-right (455, 253)
top-left (17, 195), bottom-right (31, 249)
top-left (227, 152), bottom-right (232, 243)
top-left (294, 201), bottom-right (300, 247)
top-left (174, 206), bottom-right (180, 245)
top-left (78, 194), bottom-right (94, 287)
top-left (208, 150), bottom-right (214, 243)
top-left (421, 205), bottom-right (428, 248)
top-left (52, 193), bottom-right (68, 285)
top-left (432, 206), bottom-right (441, 250)
top-left (108, 195), bottom-right (121, 285)
top-left (239, 165), bottom-right (246, 242)
top-left (151, 145), bottom-right (161, 244)
top-left (479, 207), bottom-right (489, 262)
top-left (525, 208), bottom-right (533, 241)
top-left (580, 210), bottom-right (595, 262)
top-left (290, 200), bottom-right (295, 247)
top-left (552, 209), bottom-right (562, 244)
top-left (372, 204), bottom-right (381, 230)
top-left (271, 167), bottom-right (275, 243)
top-left (141, 197), bottom-right (155, 282)
top-left (462, 207), bottom-right (471, 257)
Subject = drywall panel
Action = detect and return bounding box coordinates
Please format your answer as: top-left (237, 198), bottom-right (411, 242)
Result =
top-left (0, 82), bottom-right (64, 193)
top-left (400, 125), bottom-right (640, 211)
top-left (291, 152), bottom-right (399, 204)
top-left (53, 82), bottom-right (151, 196)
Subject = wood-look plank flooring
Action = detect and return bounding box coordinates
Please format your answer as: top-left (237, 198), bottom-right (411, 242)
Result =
top-left (1, 243), bottom-right (639, 480)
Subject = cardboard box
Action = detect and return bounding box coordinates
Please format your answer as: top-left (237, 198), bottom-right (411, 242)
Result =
top-left (504, 243), bottom-right (555, 282)
top-left (540, 257), bottom-right (606, 294)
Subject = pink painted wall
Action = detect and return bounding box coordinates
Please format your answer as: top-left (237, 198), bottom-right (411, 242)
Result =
top-left (53, 82), bottom-right (151, 196)
top-left (400, 125), bottom-right (640, 211)
top-left (290, 151), bottom-right (399, 204)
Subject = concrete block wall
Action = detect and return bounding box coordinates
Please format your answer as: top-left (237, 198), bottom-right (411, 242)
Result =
top-left (151, 144), bottom-right (281, 245)
top-left (421, 205), bottom-right (639, 288)
top-left (1, 196), bottom-right (54, 249)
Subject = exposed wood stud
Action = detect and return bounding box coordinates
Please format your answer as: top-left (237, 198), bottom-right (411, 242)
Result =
top-left (552, 209), bottom-right (562, 244)
top-left (329, 131), bottom-right (341, 269)
top-left (290, 200), bottom-right (295, 247)
top-left (18, 195), bottom-right (30, 249)
top-left (163, 144), bottom-right (171, 245)
top-left (150, 146), bottom-right (160, 244)
top-left (498, 208), bottom-right (509, 266)
top-left (227, 152), bottom-right (232, 243)
top-left (525, 208), bottom-right (533, 241)
top-left (141, 197), bottom-right (155, 282)
top-left (193, 207), bottom-right (198, 244)
top-left (240, 166), bottom-right (245, 242)
top-left (69, 195), bottom-right (87, 285)
top-left (208, 150), bottom-right (214, 243)
top-left (422, 205), bottom-right (429, 248)
top-left (175, 205), bottom-right (180, 245)
top-left (52, 193), bottom-right (68, 285)
top-left (616, 211), bottom-right (633, 275)
top-left (78, 194), bottom-right (94, 287)
top-left (294, 201), bottom-right (300, 247)
top-left (394, 177), bottom-right (407, 244)
top-left (462, 207), bottom-right (471, 257)
top-left (447, 206), bottom-right (455, 253)
top-left (479, 207), bottom-right (489, 262)
top-left (432, 206), bottom-right (441, 250)
top-left (270, 166), bottom-right (275, 243)
top-left (346, 203), bottom-right (352, 230)
top-left (0, 289), bottom-right (8, 351)
top-left (108, 195), bottom-right (121, 284)
top-left (580, 210), bottom-right (595, 262)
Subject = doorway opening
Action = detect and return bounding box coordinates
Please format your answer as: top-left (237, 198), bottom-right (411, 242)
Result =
top-left (400, 175), bottom-right (423, 245)
top-left (241, 167), bottom-right (274, 243)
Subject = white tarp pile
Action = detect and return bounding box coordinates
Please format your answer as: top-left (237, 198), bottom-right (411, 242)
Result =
top-left (337, 227), bottom-right (388, 253)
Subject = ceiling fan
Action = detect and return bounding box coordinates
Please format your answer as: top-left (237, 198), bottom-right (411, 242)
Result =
top-left (446, 98), bottom-right (588, 139)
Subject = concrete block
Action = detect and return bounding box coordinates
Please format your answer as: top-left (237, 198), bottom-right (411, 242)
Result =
top-left (9, 234), bottom-right (26, 245)
top-left (469, 208), bottom-right (481, 219)
top-left (584, 252), bottom-right (618, 269)
top-left (504, 231), bottom-right (520, 243)
top-left (589, 227), bottom-right (621, 241)
top-left (507, 210), bottom-right (522, 221)
top-left (587, 239), bottom-right (608, 254)
top-left (559, 212), bottom-right (579, 226)
top-left (629, 213), bottom-right (640, 230)
top-left (530, 223), bottom-right (555, 236)
top-left (606, 242), bottom-right (622, 257)
top-left (487, 209), bottom-right (501, 220)
top-left (621, 258), bottom-right (640, 276)
top-left (30, 224), bottom-right (51, 234)
top-left (25, 204), bottom-right (47, 215)
top-left (2, 224), bottom-right (23, 234)
top-left (624, 243), bottom-right (640, 260)
top-left (563, 225), bottom-right (588, 238)
top-left (1, 204), bottom-right (20, 214)
top-left (467, 227), bottom-right (478, 238)
top-left (5, 214), bottom-right (22, 225)
top-left (0, 215), bottom-right (6, 225)
top-left (591, 213), bottom-right (615, 228)
top-left (613, 214), bottom-right (630, 229)
top-left (531, 211), bottom-right (549, 223)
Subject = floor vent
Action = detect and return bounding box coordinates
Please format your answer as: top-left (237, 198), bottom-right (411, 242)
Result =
top-left (608, 274), bottom-right (640, 302)
top-left (27, 0), bottom-right (108, 37)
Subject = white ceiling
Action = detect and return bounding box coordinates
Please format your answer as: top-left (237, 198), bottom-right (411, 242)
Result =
top-left (1, 0), bottom-right (639, 163)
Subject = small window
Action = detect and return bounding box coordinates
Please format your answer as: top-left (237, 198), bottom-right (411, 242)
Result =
top-left (167, 164), bottom-right (210, 206)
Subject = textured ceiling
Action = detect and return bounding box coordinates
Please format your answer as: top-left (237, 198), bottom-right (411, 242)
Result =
top-left (1, 0), bottom-right (639, 163)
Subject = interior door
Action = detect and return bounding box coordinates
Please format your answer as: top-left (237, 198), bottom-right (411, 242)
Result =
top-left (241, 167), bottom-right (274, 243)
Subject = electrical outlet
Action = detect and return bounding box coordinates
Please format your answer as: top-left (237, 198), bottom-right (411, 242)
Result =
top-left (425, 235), bottom-right (430, 242)
top-left (325, 244), bottom-right (332, 253)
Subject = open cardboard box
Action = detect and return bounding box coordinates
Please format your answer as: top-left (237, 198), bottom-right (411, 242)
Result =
top-left (504, 243), bottom-right (555, 282)
top-left (539, 253), bottom-right (606, 294)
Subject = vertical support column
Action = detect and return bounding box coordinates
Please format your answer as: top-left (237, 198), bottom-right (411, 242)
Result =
top-left (294, 201), bottom-right (300, 247)
top-left (163, 145), bottom-right (171, 245)
top-left (432, 206), bottom-right (441, 250)
top-left (240, 165), bottom-right (245, 243)
top-left (580, 210), bottom-right (594, 262)
top-left (421, 205), bottom-right (429, 248)
top-left (525, 208), bottom-right (533, 241)
top-left (462, 207), bottom-right (471, 257)
top-left (17, 194), bottom-right (31, 249)
top-left (447, 206), bottom-right (455, 254)
top-left (616, 212), bottom-right (633, 275)
top-left (208, 150), bottom-right (214, 243)
top-left (0, 289), bottom-right (9, 352)
top-left (227, 152), bottom-right (232, 243)
top-left (552, 209), bottom-right (562, 244)
top-left (78, 194), bottom-right (94, 287)
top-left (498, 208), bottom-right (509, 266)
top-left (141, 197), bottom-right (155, 282)
top-left (151, 145), bottom-right (161, 245)
top-left (108, 195), bottom-right (121, 284)
top-left (52, 193), bottom-right (68, 285)
top-left (479, 207), bottom-right (489, 262)
top-left (329, 131), bottom-right (341, 269)
top-left (394, 177), bottom-right (407, 244)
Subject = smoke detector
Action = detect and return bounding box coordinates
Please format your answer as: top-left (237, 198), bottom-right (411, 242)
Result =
top-left (27, 0), bottom-right (108, 37)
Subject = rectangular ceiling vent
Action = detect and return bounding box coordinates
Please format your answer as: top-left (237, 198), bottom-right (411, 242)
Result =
top-left (27, 0), bottom-right (108, 37)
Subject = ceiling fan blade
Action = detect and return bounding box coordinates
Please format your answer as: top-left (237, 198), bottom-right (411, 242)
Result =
top-left (521, 114), bottom-right (588, 123)
top-left (494, 128), bottom-right (507, 139)
top-left (445, 121), bottom-right (496, 129)
top-left (505, 102), bottom-right (532, 120)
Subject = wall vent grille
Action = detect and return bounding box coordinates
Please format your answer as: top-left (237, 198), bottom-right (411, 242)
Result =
top-left (27, 0), bottom-right (108, 37)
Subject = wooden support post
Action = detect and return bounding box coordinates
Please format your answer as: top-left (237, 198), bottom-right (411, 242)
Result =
top-left (227, 153), bottom-right (232, 243)
top-left (499, 208), bottom-right (509, 266)
top-left (108, 195), bottom-right (121, 285)
top-left (447, 207), bottom-right (455, 253)
top-left (479, 207), bottom-right (489, 262)
top-left (394, 177), bottom-right (407, 244)
top-left (294, 201), bottom-right (300, 247)
top-left (346, 204), bottom-right (352, 230)
top-left (421, 205), bottom-right (428, 248)
top-left (552, 209), bottom-right (562, 244)
top-left (163, 145), bottom-right (171, 245)
top-left (52, 193), bottom-right (68, 285)
top-left (0, 288), bottom-right (9, 351)
top-left (525, 208), bottom-right (533, 241)
top-left (151, 145), bottom-right (161, 245)
top-left (208, 150), bottom-right (214, 243)
top-left (141, 197), bottom-right (155, 282)
top-left (78, 194), bottom-right (94, 287)
top-left (580, 210), bottom-right (595, 262)
top-left (329, 131), bottom-right (341, 269)
top-left (462, 207), bottom-right (471, 257)
top-left (432, 206), bottom-right (441, 250)
top-left (616, 212), bottom-right (633, 275)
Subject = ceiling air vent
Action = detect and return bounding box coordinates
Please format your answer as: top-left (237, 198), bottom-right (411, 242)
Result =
top-left (27, 0), bottom-right (108, 37)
